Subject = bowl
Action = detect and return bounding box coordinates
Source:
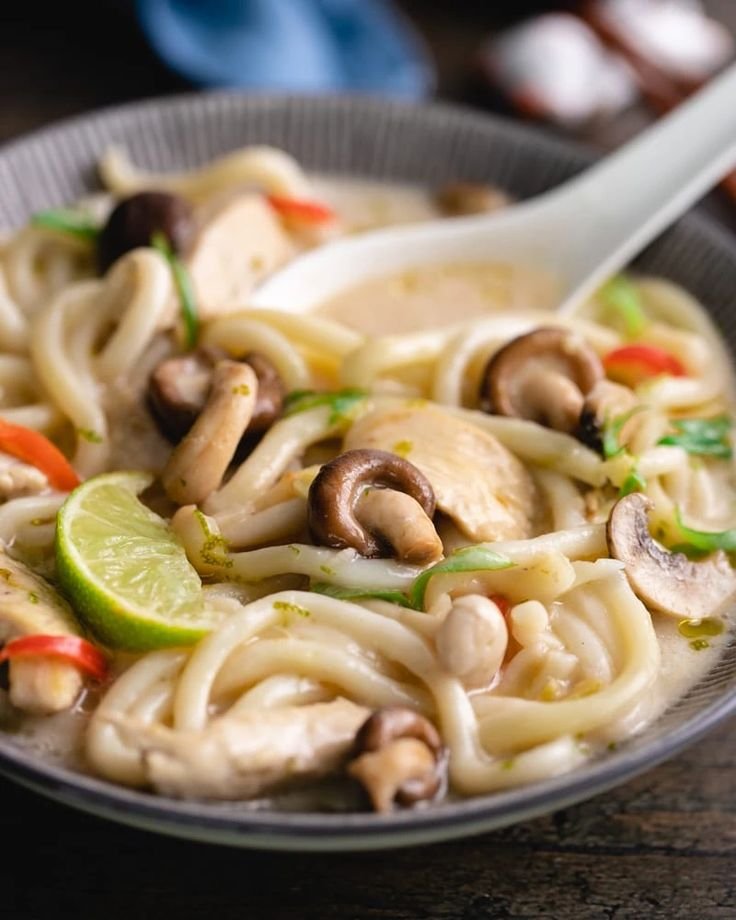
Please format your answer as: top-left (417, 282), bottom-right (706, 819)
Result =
top-left (1, 93), bottom-right (735, 851)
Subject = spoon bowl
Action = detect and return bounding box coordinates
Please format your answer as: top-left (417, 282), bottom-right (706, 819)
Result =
top-left (252, 64), bottom-right (736, 316)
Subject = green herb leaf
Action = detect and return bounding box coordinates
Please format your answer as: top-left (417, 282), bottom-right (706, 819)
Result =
top-left (283, 388), bottom-right (367, 425)
top-left (408, 546), bottom-right (513, 611)
top-left (151, 232), bottom-right (199, 349)
top-left (658, 415), bottom-right (732, 459)
top-left (602, 407), bottom-right (646, 459)
top-left (31, 209), bottom-right (100, 242)
top-left (619, 467), bottom-right (646, 497)
top-left (673, 506), bottom-right (736, 553)
top-left (599, 275), bottom-right (647, 339)
top-left (311, 582), bottom-right (413, 608)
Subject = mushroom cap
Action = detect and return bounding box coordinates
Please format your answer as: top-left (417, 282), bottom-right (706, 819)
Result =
top-left (480, 327), bottom-right (604, 432)
top-left (148, 349), bottom-right (284, 444)
top-left (307, 448), bottom-right (436, 558)
top-left (606, 492), bottom-right (736, 620)
top-left (98, 191), bottom-right (194, 273)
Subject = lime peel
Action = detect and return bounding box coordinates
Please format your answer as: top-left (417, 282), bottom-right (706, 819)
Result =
top-left (55, 472), bottom-right (218, 650)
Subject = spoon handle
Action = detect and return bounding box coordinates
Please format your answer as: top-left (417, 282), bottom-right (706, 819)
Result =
top-left (557, 62), bottom-right (736, 313)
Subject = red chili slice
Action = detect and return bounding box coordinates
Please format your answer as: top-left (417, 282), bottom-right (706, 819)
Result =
top-left (0, 635), bottom-right (107, 681)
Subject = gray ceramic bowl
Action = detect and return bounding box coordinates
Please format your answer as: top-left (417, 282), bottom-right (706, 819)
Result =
top-left (1, 94), bottom-right (735, 851)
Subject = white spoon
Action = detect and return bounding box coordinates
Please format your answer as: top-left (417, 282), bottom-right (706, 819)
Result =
top-left (252, 63), bottom-right (736, 317)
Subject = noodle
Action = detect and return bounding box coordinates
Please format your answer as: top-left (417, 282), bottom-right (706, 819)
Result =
top-left (1, 143), bottom-right (734, 813)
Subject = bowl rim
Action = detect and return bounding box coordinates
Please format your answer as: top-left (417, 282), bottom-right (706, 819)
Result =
top-left (1, 90), bottom-right (735, 850)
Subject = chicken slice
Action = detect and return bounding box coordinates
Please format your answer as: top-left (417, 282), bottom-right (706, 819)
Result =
top-left (187, 192), bottom-right (293, 320)
top-left (0, 452), bottom-right (48, 499)
top-left (0, 545), bottom-right (83, 714)
top-left (345, 405), bottom-right (539, 541)
top-left (105, 699), bottom-right (369, 799)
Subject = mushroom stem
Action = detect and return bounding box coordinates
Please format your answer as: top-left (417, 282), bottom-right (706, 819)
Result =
top-left (348, 738), bottom-right (438, 813)
top-left (355, 488), bottom-right (443, 565)
top-left (347, 707), bottom-right (447, 812)
top-left (162, 361), bottom-right (257, 505)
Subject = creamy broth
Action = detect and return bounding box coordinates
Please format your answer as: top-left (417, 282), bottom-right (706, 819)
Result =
top-left (319, 262), bottom-right (562, 336)
top-left (2, 146), bottom-right (735, 813)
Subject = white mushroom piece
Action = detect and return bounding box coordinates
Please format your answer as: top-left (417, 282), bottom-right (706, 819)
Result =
top-left (161, 359), bottom-right (258, 506)
top-left (607, 493), bottom-right (736, 619)
top-left (0, 546), bottom-right (84, 714)
top-left (104, 699), bottom-right (369, 799)
top-left (576, 378), bottom-right (639, 453)
top-left (345, 405), bottom-right (538, 541)
top-left (347, 707), bottom-right (448, 812)
top-left (186, 192), bottom-right (293, 320)
top-left (307, 448), bottom-right (443, 564)
top-left (435, 594), bottom-right (509, 690)
top-left (480, 327), bottom-right (604, 434)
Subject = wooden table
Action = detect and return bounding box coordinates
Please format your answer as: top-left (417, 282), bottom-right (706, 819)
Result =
top-left (2, 3), bottom-right (735, 917)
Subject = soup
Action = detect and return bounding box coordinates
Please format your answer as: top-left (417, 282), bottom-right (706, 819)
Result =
top-left (0, 144), bottom-right (734, 812)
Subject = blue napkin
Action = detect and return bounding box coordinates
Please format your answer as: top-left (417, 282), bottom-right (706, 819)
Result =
top-left (135, 0), bottom-right (434, 98)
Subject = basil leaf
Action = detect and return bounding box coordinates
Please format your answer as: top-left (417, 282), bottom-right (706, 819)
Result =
top-left (31, 209), bottom-right (100, 242)
top-left (283, 388), bottom-right (367, 425)
top-left (602, 407), bottom-right (645, 459)
top-left (311, 582), bottom-right (413, 607)
top-left (408, 546), bottom-right (514, 610)
top-left (600, 275), bottom-right (647, 339)
top-left (674, 507), bottom-right (736, 553)
top-left (658, 415), bottom-right (732, 459)
top-left (619, 467), bottom-right (646, 497)
top-left (151, 232), bottom-right (198, 349)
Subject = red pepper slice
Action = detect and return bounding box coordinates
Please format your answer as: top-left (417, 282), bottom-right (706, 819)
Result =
top-left (603, 344), bottom-right (687, 388)
top-left (266, 194), bottom-right (336, 225)
top-left (0, 635), bottom-right (107, 681)
top-left (489, 594), bottom-right (512, 617)
top-left (0, 418), bottom-right (80, 491)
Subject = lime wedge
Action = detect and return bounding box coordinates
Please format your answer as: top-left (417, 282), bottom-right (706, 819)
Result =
top-left (56, 471), bottom-right (216, 650)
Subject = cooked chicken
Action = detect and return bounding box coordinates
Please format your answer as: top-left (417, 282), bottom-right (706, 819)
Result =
top-left (0, 452), bottom-right (47, 499)
top-left (187, 193), bottom-right (293, 319)
top-left (0, 545), bottom-right (83, 713)
top-left (345, 405), bottom-right (539, 541)
top-left (107, 698), bottom-right (369, 799)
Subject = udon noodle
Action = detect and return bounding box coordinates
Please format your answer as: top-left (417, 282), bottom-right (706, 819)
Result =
top-left (0, 144), bottom-right (734, 812)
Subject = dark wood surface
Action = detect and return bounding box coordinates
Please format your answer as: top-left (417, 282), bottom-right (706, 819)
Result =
top-left (2, 3), bottom-right (735, 918)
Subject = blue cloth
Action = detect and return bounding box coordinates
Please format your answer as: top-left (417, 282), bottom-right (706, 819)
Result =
top-left (135, 0), bottom-right (434, 98)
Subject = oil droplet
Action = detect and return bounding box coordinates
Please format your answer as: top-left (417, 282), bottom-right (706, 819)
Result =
top-left (678, 617), bottom-right (724, 639)
top-left (690, 638), bottom-right (710, 651)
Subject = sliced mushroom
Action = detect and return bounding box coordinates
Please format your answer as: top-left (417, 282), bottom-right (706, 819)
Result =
top-left (102, 698), bottom-right (369, 799)
top-left (307, 449), bottom-right (443, 565)
top-left (0, 546), bottom-right (83, 714)
top-left (606, 493), bottom-right (736, 619)
top-left (576, 379), bottom-right (639, 454)
top-left (186, 192), bottom-right (292, 320)
top-left (161, 360), bottom-right (258, 505)
top-left (436, 182), bottom-right (512, 217)
top-left (436, 594), bottom-right (509, 689)
top-left (345, 405), bottom-right (538, 541)
top-left (148, 348), bottom-right (284, 443)
top-left (480, 328), bottom-right (604, 434)
top-left (347, 707), bottom-right (448, 812)
top-left (97, 191), bottom-right (194, 273)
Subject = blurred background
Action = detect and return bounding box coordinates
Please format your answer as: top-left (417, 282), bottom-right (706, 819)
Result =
top-left (1, 0), bottom-right (734, 227)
